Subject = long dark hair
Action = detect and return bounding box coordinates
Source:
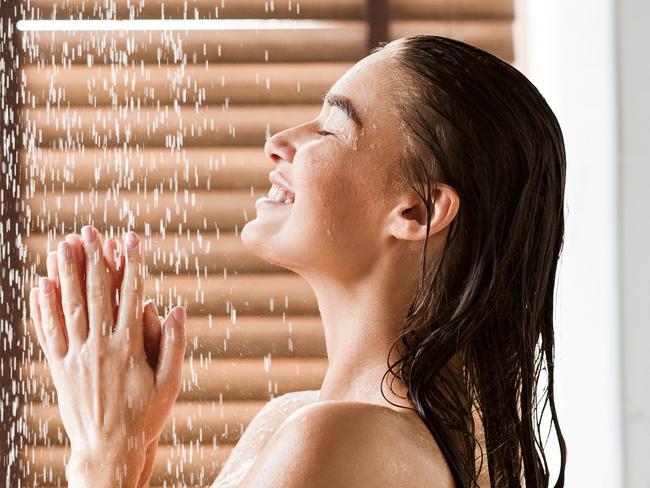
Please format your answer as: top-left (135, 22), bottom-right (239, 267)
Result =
top-left (377, 36), bottom-right (568, 487)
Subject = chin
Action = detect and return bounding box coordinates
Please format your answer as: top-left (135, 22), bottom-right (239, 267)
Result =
top-left (241, 220), bottom-right (287, 268)
top-left (240, 219), bottom-right (265, 253)
top-left (241, 219), bottom-right (312, 274)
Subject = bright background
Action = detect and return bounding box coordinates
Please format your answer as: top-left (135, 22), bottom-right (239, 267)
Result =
top-left (517, 0), bottom-right (650, 486)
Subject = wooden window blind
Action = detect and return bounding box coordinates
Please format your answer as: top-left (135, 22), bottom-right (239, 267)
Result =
top-left (17, 0), bottom-right (514, 485)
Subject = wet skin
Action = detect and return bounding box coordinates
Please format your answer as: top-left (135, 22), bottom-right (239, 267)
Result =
top-left (30, 38), bottom-right (461, 487)
top-left (237, 40), bottom-right (460, 487)
top-left (30, 226), bottom-right (186, 487)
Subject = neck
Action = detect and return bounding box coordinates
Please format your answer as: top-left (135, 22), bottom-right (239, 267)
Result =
top-left (302, 259), bottom-right (418, 410)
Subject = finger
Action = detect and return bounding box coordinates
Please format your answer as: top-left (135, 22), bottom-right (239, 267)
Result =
top-left (38, 277), bottom-right (68, 360)
top-left (81, 225), bottom-right (114, 339)
top-left (46, 251), bottom-right (59, 287)
top-left (143, 300), bottom-right (162, 370)
top-left (155, 306), bottom-right (186, 400)
top-left (117, 231), bottom-right (145, 354)
top-left (103, 237), bottom-right (121, 324)
top-left (103, 237), bottom-right (124, 286)
top-left (65, 234), bottom-right (86, 293)
top-left (46, 250), bottom-right (68, 345)
top-left (57, 240), bottom-right (89, 347)
top-left (29, 287), bottom-right (50, 361)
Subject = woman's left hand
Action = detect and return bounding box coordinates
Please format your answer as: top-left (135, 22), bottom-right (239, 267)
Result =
top-left (29, 226), bottom-right (187, 487)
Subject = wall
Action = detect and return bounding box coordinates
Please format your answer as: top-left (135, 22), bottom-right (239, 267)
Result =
top-left (516, 0), bottom-right (624, 486)
top-left (617, 1), bottom-right (650, 486)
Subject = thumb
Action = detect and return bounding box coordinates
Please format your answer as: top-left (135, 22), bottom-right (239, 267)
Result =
top-left (155, 306), bottom-right (186, 400)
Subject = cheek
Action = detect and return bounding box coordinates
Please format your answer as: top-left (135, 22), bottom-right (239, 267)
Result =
top-left (297, 166), bottom-right (379, 246)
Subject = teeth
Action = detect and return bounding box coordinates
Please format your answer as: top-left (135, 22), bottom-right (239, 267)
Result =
top-left (273, 187), bottom-right (287, 202)
top-left (267, 184), bottom-right (294, 204)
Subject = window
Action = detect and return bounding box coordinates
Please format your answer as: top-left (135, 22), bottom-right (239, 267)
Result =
top-left (6, 0), bottom-right (515, 484)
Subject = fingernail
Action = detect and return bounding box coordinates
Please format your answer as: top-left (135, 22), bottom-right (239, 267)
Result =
top-left (125, 231), bottom-right (138, 250)
top-left (144, 299), bottom-right (158, 317)
top-left (39, 277), bottom-right (52, 294)
top-left (58, 241), bottom-right (72, 262)
top-left (66, 233), bottom-right (82, 245)
top-left (81, 225), bottom-right (96, 244)
top-left (173, 307), bottom-right (186, 324)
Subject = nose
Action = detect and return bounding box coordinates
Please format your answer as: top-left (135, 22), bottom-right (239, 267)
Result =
top-left (264, 129), bottom-right (296, 167)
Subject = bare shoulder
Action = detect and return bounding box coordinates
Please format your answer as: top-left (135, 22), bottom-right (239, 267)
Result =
top-left (240, 390), bottom-right (321, 436)
top-left (239, 400), bottom-right (454, 488)
top-left (255, 389), bottom-right (322, 426)
top-left (267, 389), bottom-right (321, 411)
top-left (211, 390), bottom-right (321, 487)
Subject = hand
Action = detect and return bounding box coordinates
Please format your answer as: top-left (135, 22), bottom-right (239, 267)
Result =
top-left (42, 232), bottom-right (166, 364)
top-left (29, 226), bottom-right (187, 487)
top-left (40, 231), bottom-right (166, 487)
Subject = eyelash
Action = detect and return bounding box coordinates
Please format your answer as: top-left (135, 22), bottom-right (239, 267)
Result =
top-left (316, 129), bottom-right (334, 136)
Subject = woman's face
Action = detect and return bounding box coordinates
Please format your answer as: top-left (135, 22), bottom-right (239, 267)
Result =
top-left (241, 47), bottom-right (409, 282)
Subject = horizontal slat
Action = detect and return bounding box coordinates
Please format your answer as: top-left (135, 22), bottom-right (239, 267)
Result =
top-left (21, 147), bottom-right (272, 191)
top-left (178, 314), bottom-right (325, 358)
top-left (26, 399), bottom-right (268, 446)
top-left (27, 231), bottom-right (283, 274)
top-left (24, 273), bottom-right (318, 316)
top-left (24, 357), bottom-right (328, 402)
top-left (22, 104), bottom-right (319, 148)
top-left (19, 23), bottom-right (367, 64)
top-left (392, 0), bottom-right (513, 19)
top-left (19, 20), bottom-right (511, 66)
top-left (24, 189), bottom-right (265, 233)
top-left (29, 0), bottom-right (364, 20)
top-left (22, 312), bottom-right (326, 359)
top-left (28, 0), bottom-right (513, 20)
top-left (390, 19), bottom-right (513, 62)
top-left (21, 443), bottom-right (232, 486)
top-left (22, 62), bottom-right (351, 107)
top-left (139, 274), bottom-right (316, 315)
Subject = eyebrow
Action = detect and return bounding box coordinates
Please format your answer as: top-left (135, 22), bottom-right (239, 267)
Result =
top-left (322, 91), bottom-right (364, 129)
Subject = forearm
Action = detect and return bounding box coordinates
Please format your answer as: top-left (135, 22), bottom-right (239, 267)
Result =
top-left (67, 447), bottom-right (146, 488)
top-left (137, 435), bottom-right (161, 488)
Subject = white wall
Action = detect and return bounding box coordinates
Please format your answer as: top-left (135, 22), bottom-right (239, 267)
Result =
top-left (515, 0), bottom-right (624, 486)
top-left (617, 1), bottom-right (650, 486)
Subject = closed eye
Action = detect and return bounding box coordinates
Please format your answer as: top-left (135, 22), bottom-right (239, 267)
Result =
top-left (316, 129), bottom-right (334, 136)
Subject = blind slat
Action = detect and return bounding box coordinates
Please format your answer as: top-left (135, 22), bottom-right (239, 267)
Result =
top-left (28, 0), bottom-right (513, 21)
top-left (26, 357), bottom-right (329, 403)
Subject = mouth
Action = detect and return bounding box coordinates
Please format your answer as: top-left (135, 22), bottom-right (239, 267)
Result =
top-left (259, 170), bottom-right (296, 206)
top-left (255, 184), bottom-right (295, 210)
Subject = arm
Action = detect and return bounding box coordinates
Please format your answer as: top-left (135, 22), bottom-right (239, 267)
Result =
top-left (67, 446), bottom-right (146, 488)
top-left (136, 434), bottom-right (161, 488)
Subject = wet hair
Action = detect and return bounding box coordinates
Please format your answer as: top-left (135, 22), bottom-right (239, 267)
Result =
top-left (375, 36), bottom-right (568, 487)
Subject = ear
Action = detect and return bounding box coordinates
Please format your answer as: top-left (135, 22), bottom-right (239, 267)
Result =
top-left (386, 183), bottom-right (459, 241)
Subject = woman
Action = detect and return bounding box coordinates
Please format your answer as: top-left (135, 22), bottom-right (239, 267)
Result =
top-left (30, 35), bottom-right (567, 487)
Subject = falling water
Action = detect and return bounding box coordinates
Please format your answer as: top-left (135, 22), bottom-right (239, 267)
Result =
top-left (1, 0), bottom-right (336, 485)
